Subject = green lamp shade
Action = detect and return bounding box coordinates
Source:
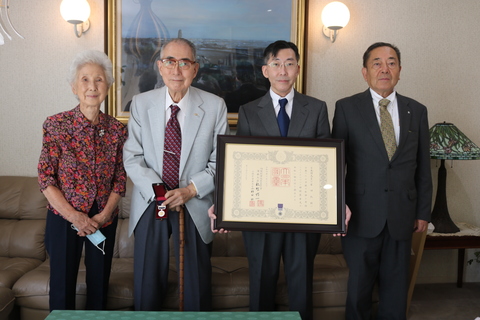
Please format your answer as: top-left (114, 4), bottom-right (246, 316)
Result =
top-left (430, 122), bottom-right (480, 160)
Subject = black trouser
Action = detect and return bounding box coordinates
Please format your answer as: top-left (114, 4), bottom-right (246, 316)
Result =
top-left (45, 201), bottom-right (117, 311)
top-left (133, 202), bottom-right (212, 311)
top-left (342, 225), bottom-right (412, 320)
top-left (243, 230), bottom-right (320, 320)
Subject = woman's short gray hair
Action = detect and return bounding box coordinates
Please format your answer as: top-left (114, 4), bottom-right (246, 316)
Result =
top-left (68, 50), bottom-right (114, 87)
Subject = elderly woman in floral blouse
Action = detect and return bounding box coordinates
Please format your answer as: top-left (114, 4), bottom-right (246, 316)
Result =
top-left (38, 50), bottom-right (127, 311)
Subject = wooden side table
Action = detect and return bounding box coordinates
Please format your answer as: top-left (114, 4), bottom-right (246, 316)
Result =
top-left (424, 233), bottom-right (480, 288)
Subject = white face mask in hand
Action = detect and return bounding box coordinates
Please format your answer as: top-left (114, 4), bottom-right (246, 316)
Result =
top-left (71, 224), bottom-right (106, 255)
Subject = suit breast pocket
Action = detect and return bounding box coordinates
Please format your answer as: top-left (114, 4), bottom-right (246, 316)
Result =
top-left (401, 130), bottom-right (420, 156)
top-left (407, 130), bottom-right (418, 141)
top-left (191, 134), bottom-right (213, 161)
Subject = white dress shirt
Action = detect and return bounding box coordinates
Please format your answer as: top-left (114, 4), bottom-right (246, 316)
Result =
top-left (269, 88), bottom-right (294, 118)
top-left (164, 88), bottom-right (191, 134)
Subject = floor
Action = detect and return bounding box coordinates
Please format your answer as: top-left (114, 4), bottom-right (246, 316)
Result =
top-left (408, 283), bottom-right (480, 320)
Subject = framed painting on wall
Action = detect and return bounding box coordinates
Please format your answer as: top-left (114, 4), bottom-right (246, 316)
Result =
top-left (106, 0), bottom-right (306, 126)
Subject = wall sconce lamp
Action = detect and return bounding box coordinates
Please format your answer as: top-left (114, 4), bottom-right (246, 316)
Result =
top-left (60, 0), bottom-right (91, 38)
top-left (321, 1), bottom-right (350, 43)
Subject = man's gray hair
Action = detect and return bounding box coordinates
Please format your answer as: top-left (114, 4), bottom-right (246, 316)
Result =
top-left (160, 38), bottom-right (197, 60)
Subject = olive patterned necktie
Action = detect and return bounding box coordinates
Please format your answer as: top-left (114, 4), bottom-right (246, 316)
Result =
top-left (379, 98), bottom-right (396, 160)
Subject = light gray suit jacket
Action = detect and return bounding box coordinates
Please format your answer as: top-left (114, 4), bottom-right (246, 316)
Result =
top-left (123, 86), bottom-right (229, 244)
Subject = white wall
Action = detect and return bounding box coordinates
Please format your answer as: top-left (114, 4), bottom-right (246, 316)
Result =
top-left (0, 0), bottom-right (104, 175)
top-left (1, 0), bottom-right (479, 283)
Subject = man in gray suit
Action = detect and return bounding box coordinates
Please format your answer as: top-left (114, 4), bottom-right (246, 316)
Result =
top-left (332, 42), bottom-right (432, 319)
top-left (123, 38), bottom-right (228, 311)
top-left (236, 40), bottom-right (330, 320)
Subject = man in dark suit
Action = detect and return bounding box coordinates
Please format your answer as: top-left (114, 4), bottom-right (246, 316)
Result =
top-left (331, 42), bottom-right (432, 320)
top-left (236, 40), bottom-right (330, 320)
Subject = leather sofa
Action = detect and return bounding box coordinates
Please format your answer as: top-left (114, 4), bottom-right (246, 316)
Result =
top-left (0, 177), bottom-right (49, 320)
top-left (0, 175), bottom-right (360, 320)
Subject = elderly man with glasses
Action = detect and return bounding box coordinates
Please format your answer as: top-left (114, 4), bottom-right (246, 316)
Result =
top-left (235, 40), bottom-right (331, 320)
top-left (124, 38), bottom-right (229, 311)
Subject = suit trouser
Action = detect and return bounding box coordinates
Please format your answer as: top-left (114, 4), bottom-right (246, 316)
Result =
top-left (45, 202), bottom-right (117, 311)
top-left (242, 231), bottom-right (320, 320)
top-left (134, 202), bottom-right (212, 311)
top-left (342, 225), bottom-right (412, 320)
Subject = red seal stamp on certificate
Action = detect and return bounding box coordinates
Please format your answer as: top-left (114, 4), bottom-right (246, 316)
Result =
top-left (271, 167), bottom-right (290, 187)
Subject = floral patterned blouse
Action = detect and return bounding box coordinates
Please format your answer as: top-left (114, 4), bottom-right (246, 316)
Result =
top-left (38, 106), bottom-right (127, 226)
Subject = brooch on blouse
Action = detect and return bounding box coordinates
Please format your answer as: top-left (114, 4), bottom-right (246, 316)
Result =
top-left (98, 129), bottom-right (105, 137)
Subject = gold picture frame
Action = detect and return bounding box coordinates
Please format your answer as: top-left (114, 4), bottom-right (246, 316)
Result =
top-left (106, 0), bottom-right (306, 126)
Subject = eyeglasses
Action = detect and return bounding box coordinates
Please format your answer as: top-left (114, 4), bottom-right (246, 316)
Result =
top-left (160, 58), bottom-right (196, 70)
top-left (266, 61), bottom-right (299, 69)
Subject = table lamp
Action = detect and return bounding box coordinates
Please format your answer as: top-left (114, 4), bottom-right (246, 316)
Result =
top-left (429, 122), bottom-right (480, 233)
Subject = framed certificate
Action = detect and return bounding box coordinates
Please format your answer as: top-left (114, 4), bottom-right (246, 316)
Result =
top-left (214, 135), bottom-right (345, 233)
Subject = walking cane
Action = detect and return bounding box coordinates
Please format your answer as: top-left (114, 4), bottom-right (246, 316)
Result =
top-left (178, 206), bottom-right (185, 311)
